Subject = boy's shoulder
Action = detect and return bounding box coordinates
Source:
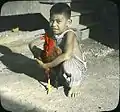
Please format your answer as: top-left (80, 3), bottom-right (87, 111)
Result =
top-left (64, 28), bottom-right (77, 38)
top-left (65, 28), bottom-right (77, 34)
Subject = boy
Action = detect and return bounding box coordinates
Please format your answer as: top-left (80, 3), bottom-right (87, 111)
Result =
top-left (29, 3), bottom-right (87, 97)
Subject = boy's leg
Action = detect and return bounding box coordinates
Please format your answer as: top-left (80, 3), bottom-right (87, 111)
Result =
top-left (50, 65), bottom-right (64, 88)
top-left (62, 57), bottom-right (87, 97)
top-left (49, 68), bottom-right (57, 87)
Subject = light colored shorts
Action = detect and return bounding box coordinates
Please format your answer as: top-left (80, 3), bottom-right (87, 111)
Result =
top-left (62, 55), bottom-right (87, 87)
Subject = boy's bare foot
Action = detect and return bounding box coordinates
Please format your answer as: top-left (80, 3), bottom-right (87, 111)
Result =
top-left (64, 84), bottom-right (81, 98)
top-left (68, 86), bottom-right (81, 97)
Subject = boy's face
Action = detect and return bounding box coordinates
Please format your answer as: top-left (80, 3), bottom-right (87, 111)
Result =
top-left (49, 13), bottom-right (71, 35)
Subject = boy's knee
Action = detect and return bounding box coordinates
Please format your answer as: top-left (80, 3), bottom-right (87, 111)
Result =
top-left (28, 42), bottom-right (38, 53)
top-left (28, 43), bottom-right (41, 58)
top-left (28, 42), bottom-right (34, 50)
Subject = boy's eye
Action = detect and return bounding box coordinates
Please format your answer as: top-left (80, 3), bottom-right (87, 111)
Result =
top-left (49, 19), bottom-right (62, 24)
top-left (56, 20), bottom-right (62, 23)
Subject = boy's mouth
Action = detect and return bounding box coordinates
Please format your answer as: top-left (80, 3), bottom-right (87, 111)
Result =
top-left (53, 29), bottom-right (58, 31)
top-left (52, 29), bottom-right (58, 32)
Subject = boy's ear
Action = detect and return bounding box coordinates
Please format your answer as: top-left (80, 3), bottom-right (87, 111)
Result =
top-left (68, 19), bottom-right (72, 24)
top-left (67, 19), bottom-right (72, 27)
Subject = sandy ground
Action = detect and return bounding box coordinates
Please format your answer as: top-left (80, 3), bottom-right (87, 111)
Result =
top-left (0, 30), bottom-right (119, 112)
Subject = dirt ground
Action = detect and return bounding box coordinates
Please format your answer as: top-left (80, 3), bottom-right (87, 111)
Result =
top-left (0, 30), bottom-right (119, 112)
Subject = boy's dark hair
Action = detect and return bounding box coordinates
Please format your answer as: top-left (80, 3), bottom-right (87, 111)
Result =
top-left (50, 3), bottom-right (71, 19)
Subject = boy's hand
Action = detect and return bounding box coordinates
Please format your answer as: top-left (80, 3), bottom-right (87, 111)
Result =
top-left (35, 58), bottom-right (44, 66)
top-left (43, 64), bottom-right (50, 74)
top-left (35, 58), bottom-right (50, 72)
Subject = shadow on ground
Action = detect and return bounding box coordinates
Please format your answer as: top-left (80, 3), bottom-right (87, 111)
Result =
top-left (0, 45), bottom-right (45, 83)
top-left (0, 45), bottom-right (70, 95)
top-left (0, 45), bottom-right (62, 112)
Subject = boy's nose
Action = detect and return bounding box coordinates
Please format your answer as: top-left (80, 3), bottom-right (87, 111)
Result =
top-left (52, 21), bottom-right (57, 27)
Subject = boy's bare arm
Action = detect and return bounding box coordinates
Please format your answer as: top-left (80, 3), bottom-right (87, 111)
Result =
top-left (44, 31), bottom-right (75, 68)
